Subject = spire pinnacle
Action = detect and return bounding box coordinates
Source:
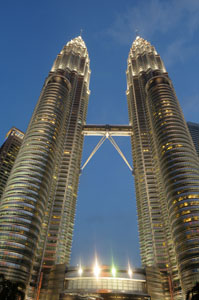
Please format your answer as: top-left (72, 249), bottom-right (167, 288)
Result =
top-left (66, 36), bottom-right (87, 49)
top-left (135, 28), bottom-right (139, 38)
top-left (80, 29), bottom-right (83, 37)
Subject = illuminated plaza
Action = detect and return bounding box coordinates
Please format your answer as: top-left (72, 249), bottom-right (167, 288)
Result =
top-left (43, 264), bottom-right (150, 300)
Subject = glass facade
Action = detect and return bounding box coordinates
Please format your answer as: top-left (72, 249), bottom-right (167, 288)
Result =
top-left (126, 37), bottom-right (199, 299)
top-left (0, 128), bottom-right (24, 199)
top-left (187, 122), bottom-right (199, 156)
top-left (0, 73), bottom-right (71, 285)
top-left (29, 37), bottom-right (91, 298)
top-left (66, 277), bottom-right (145, 292)
top-left (146, 76), bottom-right (199, 295)
top-left (0, 36), bottom-right (91, 299)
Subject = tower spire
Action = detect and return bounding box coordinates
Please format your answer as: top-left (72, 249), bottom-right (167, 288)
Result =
top-left (135, 28), bottom-right (139, 38)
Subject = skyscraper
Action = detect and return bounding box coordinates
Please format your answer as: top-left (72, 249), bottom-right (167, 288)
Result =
top-left (0, 36), bottom-right (90, 297)
top-left (0, 127), bottom-right (24, 199)
top-left (187, 121), bottom-right (199, 156)
top-left (30, 36), bottom-right (90, 298)
top-left (0, 34), bottom-right (199, 300)
top-left (126, 37), bottom-right (199, 299)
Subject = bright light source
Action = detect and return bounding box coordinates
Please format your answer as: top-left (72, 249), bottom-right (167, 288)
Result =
top-left (93, 262), bottom-right (101, 277)
top-left (128, 267), bottom-right (133, 277)
top-left (111, 266), bottom-right (116, 277)
top-left (78, 266), bottom-right (83, 276)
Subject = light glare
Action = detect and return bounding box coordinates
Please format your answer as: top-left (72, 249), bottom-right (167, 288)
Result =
top-left (128, 267), bottom-right (133, 277)
top-left (111, 266), bottom-right (116, 277)
top-left (78, 266), bottom-right (83, 276)
top-left (93, 263), bottom-right (101, 277)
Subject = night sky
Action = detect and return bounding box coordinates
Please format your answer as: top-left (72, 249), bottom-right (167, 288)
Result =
top-left (0, 0), bottom-right (199, 269)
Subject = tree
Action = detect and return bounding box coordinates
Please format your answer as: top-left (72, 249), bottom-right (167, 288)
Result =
top-left (186, 282), bottom-right (199, 300)
top-left (0, 274), bottom-right (25, 300)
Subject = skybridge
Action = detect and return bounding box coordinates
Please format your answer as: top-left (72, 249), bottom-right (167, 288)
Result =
top-left (82, 124), bottom-right (133, 136)
top-left (81, 124), bottom-right (133, 173)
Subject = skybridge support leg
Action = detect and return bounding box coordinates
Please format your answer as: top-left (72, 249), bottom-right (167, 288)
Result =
top-left (81, 133), bottom-right (133, 174)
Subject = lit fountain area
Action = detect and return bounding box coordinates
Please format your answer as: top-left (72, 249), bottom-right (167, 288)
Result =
top-left (42, 261), bottom-right (151, 300)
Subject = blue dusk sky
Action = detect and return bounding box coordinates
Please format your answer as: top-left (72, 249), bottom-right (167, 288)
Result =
top-left (0, 0), bottom-right (199, 269)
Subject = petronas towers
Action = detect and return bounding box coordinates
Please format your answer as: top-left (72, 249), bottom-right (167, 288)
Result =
top-left (0, 36), bottom-right (199, 300)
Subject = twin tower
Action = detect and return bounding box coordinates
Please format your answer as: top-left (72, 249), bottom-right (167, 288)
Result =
top-left (0, 36), bottom-right (199, 300)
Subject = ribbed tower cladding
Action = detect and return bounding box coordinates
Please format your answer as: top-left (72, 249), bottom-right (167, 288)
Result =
top-left (126, 37), bottom-right (199, 299)
top-left (29, 36), bottom-right (90, 299)
top-left (48, 35), bottom-right (90, 266)
top-left (0, 36), bottom-right (90, 297)
top-left (187, 122), bottom-right (199, 156)
top-left (0, 127), bottom-right (24, 199)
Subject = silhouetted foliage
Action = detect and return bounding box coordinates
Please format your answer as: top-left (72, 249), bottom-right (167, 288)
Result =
top-left (186, 282), bottom-right (199, 300)
top-left (0, 274), bottom-right (25, 300)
